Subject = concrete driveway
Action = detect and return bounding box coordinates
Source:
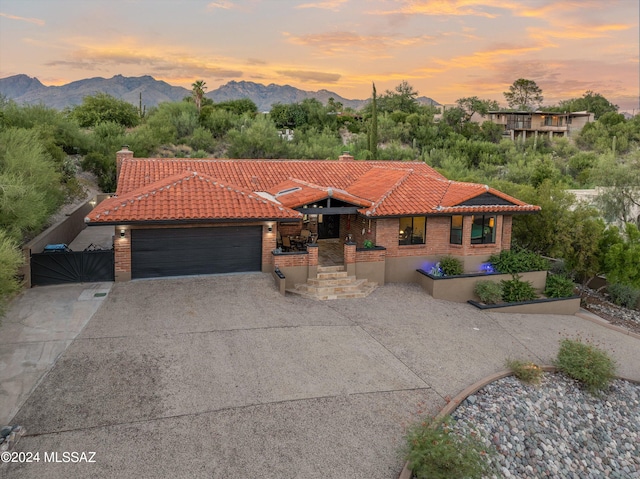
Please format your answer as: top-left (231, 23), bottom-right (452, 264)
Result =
top-left (3, 273), bottom-right (639, 478)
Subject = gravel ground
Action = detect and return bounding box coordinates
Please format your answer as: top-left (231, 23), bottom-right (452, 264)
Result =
top-left (452, 374), bottom-right (640, 479)
top-left (580, 287), bottom-right (640, 336)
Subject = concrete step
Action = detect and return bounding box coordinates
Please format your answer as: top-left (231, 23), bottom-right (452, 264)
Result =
top-left (287, 281), bottom-right (378, 301)
top-left (303, 279), bottom-right (370, 295)
top-left (307, 276), bottom-right (357, 286)
top-left (317, 265), bottom-right (345, 273)
top-left (316, 271), bottom-right (349, 280)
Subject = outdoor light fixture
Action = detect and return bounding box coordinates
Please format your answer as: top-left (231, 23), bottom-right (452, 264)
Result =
top-left (268, 225), bottom-right (273, 232)
top-left (120, 229), bottom-right (126, 238)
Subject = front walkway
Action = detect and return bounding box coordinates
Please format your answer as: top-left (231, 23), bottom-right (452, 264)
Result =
top-left (317, 238), bottom-right (343, 266)
top-left (3, 274), bottom-right (639, 478)
top-left (0, 282), bottom-right (112, 424)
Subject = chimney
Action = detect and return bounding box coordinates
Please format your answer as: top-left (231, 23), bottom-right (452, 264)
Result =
top-left (116, 146), bottom-right (133, 185)
top-left (338, 151), bottom-right (354, 162)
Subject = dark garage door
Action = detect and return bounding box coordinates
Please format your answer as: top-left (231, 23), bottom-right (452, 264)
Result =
top-left (132, 226), bottom-right (262, 279)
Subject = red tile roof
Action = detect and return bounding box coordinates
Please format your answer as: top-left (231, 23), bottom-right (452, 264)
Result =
top-left (87, 156), bottom-right (539, 224)
top-left (115, 158), bottom-right (444, 196)
top-left (266, 178), bottom-right (372, 208)
top-left (86, 171), bottom-right (302, 224)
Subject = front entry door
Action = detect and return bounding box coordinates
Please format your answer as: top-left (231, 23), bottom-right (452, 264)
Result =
top-left (318, 214), bottom-right (340, 239)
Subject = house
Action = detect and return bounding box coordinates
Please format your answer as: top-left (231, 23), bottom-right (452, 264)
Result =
top-left (85, 147), bottom-right (540, 288)
top-left (474, 110), bottom-right (594, 141)
top-left (568, 188), bottom-right (640, 228)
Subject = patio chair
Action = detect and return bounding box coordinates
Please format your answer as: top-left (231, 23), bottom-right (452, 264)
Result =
top-left (276, 231), bottom-right (282, 248)
top-left (282, 236), bottom-right (293, 252)
top-left (300, 229), bottom-right (311, 243)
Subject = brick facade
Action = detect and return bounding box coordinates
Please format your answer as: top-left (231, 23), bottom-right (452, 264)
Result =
top-left (113, 221), bottom-right (277, 281)
top-left (373, 215), bottom-right (507, 260)
top-left (355, 248), bottom-right (386, 263)
top-left (273, 251), bottom-right (309, 269)
top-left (340, 214), bottom-right (376, 246)
top-left (114, 227), bottom-right (131, 281)
top-left (113, 214), bottom-right (515, 282)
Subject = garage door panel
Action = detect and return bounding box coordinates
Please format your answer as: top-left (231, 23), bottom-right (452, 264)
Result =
top-left (132, 227), bottom-right (262, 279)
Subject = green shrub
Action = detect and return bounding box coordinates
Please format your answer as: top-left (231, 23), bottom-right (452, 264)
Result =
top-left (607, 283), bottom-right (640, 309)
top-left (439, 255), bottom-right (463, 276)
top-left (404, 416), bottom-right (494, 479)
top-left (0, 230), bottom-right (23, 317)
top-left (506, 359), bottom-right (544, 384)
top-left (554, 338), bottom-right (617, 393)
top-left (500, 275), bottom-right (537, 302)
top-left (544, 274), bottom-right (575, 298)
top-left (489, 247), bottom-right (550, 274)
top-left (363, 239), bottom-right (374, 249)
top-left (474, 280), bottom-right (503, 304)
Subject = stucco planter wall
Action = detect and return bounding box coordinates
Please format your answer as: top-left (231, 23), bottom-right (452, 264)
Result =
top-left (468, 296), bottom-right (581, 315)
top-left (272, 251), bottom-right (309, 290)
top-left (416, 269), bottom-right (548, 303)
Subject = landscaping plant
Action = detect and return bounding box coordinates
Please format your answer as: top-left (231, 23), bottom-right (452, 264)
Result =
top-left (607, 283), bottom-right (640, 309)
top-left (474, 280), bottom-right (503, 304)
top-left (544, 274), bottom-right (576, 298)
top-left (506, 359), bottom-right (544, 385)
top-left (489, 247), bottom-right (550, 274)
top-left (439, 255), bottom-right (464, 276)
top-left (500, 275), bottom-right (538, 302)
top-left (404, 416), bottom-right (494, 479)
top-left (553, 338), bottom-right (617, 394)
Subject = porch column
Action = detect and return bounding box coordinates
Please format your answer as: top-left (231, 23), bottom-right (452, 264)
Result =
top-left (114, 227), bottom-right (132, 281)
top-left (344, 241), bottom-right (356, 277)
top-left (307, 244), bottom-right (318, 279)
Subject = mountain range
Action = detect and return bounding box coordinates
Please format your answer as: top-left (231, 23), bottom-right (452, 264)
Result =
top-left (0, 74), bottom-right (440, 112)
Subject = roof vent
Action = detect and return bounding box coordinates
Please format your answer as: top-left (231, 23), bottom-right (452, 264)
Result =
top-left (275, 187), bottom-right (302, 197)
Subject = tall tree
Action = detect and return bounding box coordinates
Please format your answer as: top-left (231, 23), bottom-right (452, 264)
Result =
top-left (558, 91), bottom-right (618, 119)
top-left (593, 156), bottom-right (640, 225)
top-left (192, 80), bottom-right (207, 114)
top-left (503, 78), bottom-right (543, 110)
top-left (378, 80), bottom-right (419, 114)
top-left (455, 96), bottom-right (500, 122)
top-left (369, 82), bottom-right (378, 160)
top-left (68, 93), bottom-right (140, 128)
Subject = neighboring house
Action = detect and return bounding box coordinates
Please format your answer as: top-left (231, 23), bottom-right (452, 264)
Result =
top-left (569, 188), bottom-right (640, 227)
top-left (472, 110), bottom-right (594, 141)
top-left (85, 147), bottom-right (540, 285)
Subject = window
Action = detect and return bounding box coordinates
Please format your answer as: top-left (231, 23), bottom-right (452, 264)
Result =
top-left (471, 215), bottom-right (496, 244)
top-left (450, 216), bottom-right (463, 245)
top-left (399, 217), bottom-right (425, 245)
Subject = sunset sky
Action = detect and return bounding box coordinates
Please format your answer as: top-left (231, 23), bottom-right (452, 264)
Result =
top-left (1, 0), bottom-right (638, 111)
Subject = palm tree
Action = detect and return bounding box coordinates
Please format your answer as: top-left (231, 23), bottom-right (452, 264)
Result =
top-left (192, 80), bottom-right (207, 113)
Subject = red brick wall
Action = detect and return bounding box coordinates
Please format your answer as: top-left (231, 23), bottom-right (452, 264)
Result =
top-left (344, 243), bottom-right (356, 264)
top-left (374, 215), bottom-right (509, 259)
top-left (501, 215), bottom-right (512, 250)
top-left (114, 221), bottom-right (277, 280)
top-left (278, 222), bottom-right (303, 238)
top-left (114, 228), bottom-right (131, 280)
top-left (355, 248), bottom-right (386, 263)
top-left (273, 252), bottom-right (309, 268)
top-left (307, 244), bottom-right (318, 266)
top-left (341, 214), bottom-right (376, 247)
